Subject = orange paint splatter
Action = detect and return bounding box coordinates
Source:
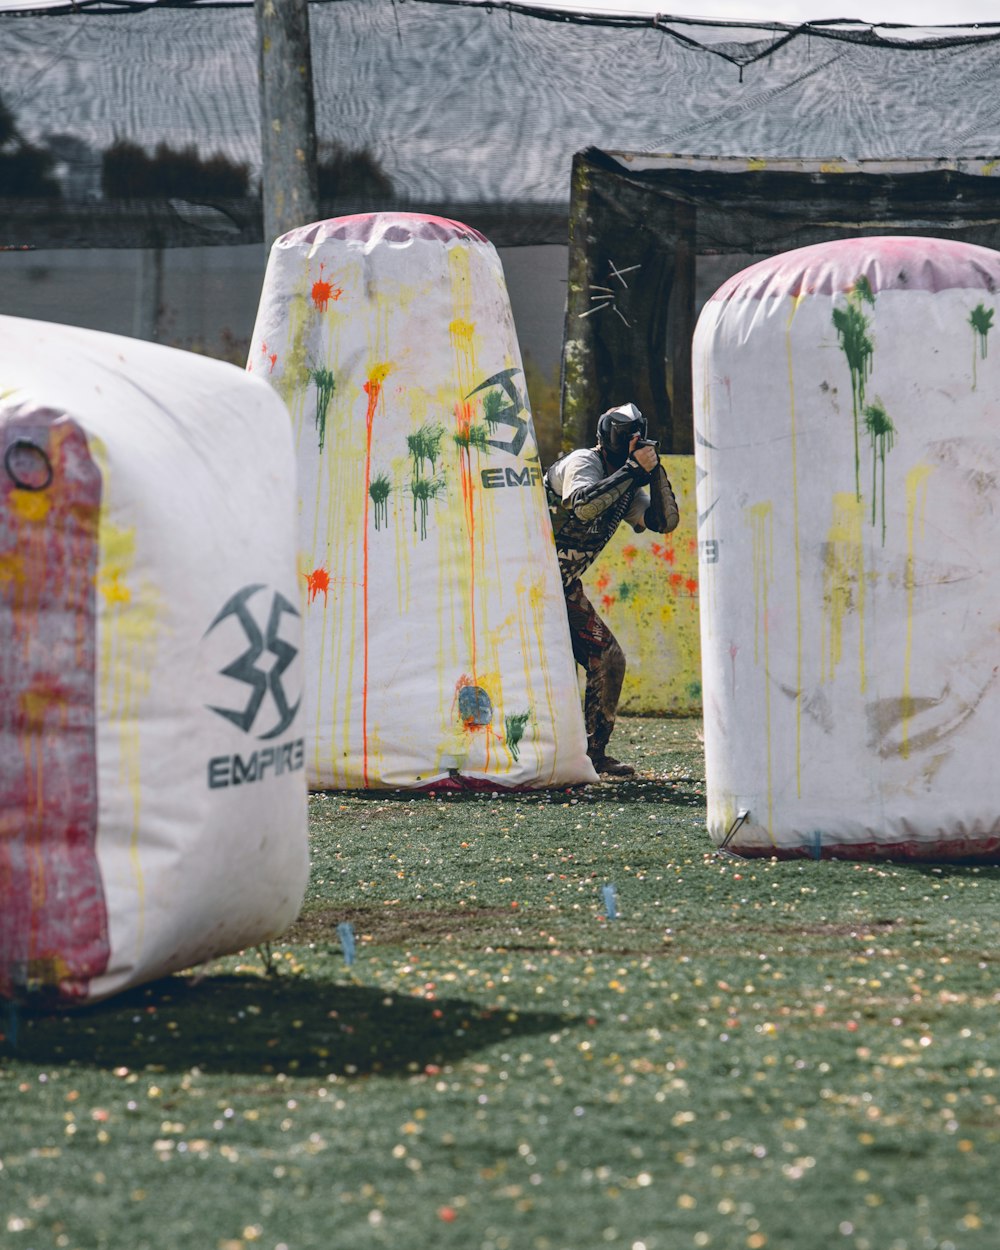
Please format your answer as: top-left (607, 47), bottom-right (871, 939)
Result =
top-left (595, 570), bottom-right (611, 592)
top-left (363, 376), bottom-right (382, 414)
top-left (685, 577), bottom-right (699, 596)
top-left (305, 567), bottom-right (330, 604)
top-left (311, 264), bottom-right (343, 312)
top-left (669, 572), bottom-right (684, 590)
top-left (650, 542), bottom-right (676, 565)
top-left (621, 545), bottom-right (638, 564)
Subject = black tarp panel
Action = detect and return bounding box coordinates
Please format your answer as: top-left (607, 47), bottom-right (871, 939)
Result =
top-left (561, 149), bottom-right (1000, 453)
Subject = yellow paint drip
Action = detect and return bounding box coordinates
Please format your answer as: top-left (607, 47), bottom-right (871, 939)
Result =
top-left (0, 551), bottom-right (25, 586)
top-left (97, 522), bottom-right (137, 611)
top-left (99, 570), bottom-right (131, 606)
top-left (10, 489), bottom-right (51, 522)
top-left (747, 500), bottom-right (776, 843)
top-left (447, 249), bottom-right (478, 396)
top-left (20, 684), bottom-right (68, 842)
top-left (821, 493), bottom-right (866, 691)
top-left (901, 462), bottom-right (933, 759)
top-left (90, 437), bottom-right (160, 951)
top-left (274, 286), bottom-right (313, 411)
top-left (449, 318), bottom-right (476, 356)
top-left (786, 294), bottom-right (805, 795)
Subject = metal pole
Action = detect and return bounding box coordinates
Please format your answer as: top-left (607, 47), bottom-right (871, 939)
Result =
top-left (255, 0), bottom-right (319, 250)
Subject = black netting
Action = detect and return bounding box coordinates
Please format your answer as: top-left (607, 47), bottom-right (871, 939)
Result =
top-left (1, 1), bottom-right (999, 249)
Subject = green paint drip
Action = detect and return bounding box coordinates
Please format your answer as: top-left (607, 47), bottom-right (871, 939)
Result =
top-left (863, 398), bottom-right (895, 546)
top-left (970, 303), bottom-right (994, 389)
top-left (309, 367), bottom-right (336, 453)
top-left (505, 711), bottom-right (531, 762)
top-left (369, 473), bottom-right (391, 531)
top-left (482, 389), bottom-right (505, 432)
top-left (454, 424), bottom-right (491, 453)
top-left (407, 424), bottom-right (445, 478)
top-left (853, 274), bottom-right (875, 308)
top-left (411, 475), bottom-right (445, 540)
top-left (832, 277), bottom-right (876, 501)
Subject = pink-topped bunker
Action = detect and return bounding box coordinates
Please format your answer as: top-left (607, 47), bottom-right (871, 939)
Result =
top-left (694, 235), bottom-right (1000, 860)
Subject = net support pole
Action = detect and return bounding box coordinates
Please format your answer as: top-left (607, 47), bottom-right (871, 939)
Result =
top-left (132, 241), bottom-right (163, 342)
top-left (665, 203), bottom-right (696, 455)
top-left (255, 0), bottom-right (319, 248)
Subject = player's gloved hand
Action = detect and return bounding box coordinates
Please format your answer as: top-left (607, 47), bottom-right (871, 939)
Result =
top-left (627, 433), bottom-right (658, 475)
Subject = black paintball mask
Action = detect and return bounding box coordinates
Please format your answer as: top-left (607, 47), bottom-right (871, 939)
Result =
top-left (597, 403), bottom-right (647, 469)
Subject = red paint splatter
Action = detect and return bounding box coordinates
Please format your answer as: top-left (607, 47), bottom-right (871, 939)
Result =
top-left (1, 413), bottom-right (108, 1001)
top-left (601, 594), bottom-right (616, 611)
top-left (669, 572), bottom-right (684, 590)
top-left (305, 567), bottom-right (330, 604)
top-left (685, 577), bottom-right (699, 596)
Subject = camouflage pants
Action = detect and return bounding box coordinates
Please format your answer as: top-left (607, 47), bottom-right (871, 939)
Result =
top-left (564, 578), bottom-right (626, 757)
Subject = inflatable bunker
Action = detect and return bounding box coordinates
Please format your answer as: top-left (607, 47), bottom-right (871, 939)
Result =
top-left (1, 317), bottom-right (309, 1004)
top-left (249, 212), bottom-right (596, 790)
top-left (694, 236), bottom-right (1000, 860)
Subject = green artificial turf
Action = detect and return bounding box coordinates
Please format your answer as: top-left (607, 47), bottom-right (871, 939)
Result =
top-left (4, 716), bottom-right (1000, 1250)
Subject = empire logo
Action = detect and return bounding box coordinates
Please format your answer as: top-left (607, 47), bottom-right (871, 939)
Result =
top-left (203, 583), bottom-right (305, 790)
top-left (480, 463), bottom-right (543, 490)
top-left (467, 367), bottom-right (543, 491)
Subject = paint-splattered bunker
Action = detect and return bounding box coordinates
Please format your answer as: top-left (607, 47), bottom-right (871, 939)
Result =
top-left (693, 236), bottom-right (1000, 859)
top-left (0, 317), bottom-right (309, 1004)
top-left (248, 213), bottom-right (595, 789)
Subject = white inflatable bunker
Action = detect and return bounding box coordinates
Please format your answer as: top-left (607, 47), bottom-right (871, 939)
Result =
top-left (694, 236), bottom-right (1000, 860)
top-left (0, 317), bottom-right (309, 1005)
top-left (249, 212), bottom-right (596, 790)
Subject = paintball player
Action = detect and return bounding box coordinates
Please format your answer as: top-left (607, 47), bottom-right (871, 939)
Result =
top-left (544, 403), bottom-right (680, 777)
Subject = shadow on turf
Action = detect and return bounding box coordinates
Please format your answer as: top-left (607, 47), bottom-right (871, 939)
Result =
top-left (4, 973), bottom-right (575, 1077)
top-left (317, 774), bottom-right (704, 807)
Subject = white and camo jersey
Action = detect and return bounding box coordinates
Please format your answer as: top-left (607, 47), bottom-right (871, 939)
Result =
top-left (544, 448), bottom-right (652, 586)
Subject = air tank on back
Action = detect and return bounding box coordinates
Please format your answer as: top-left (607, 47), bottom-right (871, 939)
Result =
top-left (693, 236), bottom-right (1000, 859)
top-left (248, 212), bottom-right (595, 790)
